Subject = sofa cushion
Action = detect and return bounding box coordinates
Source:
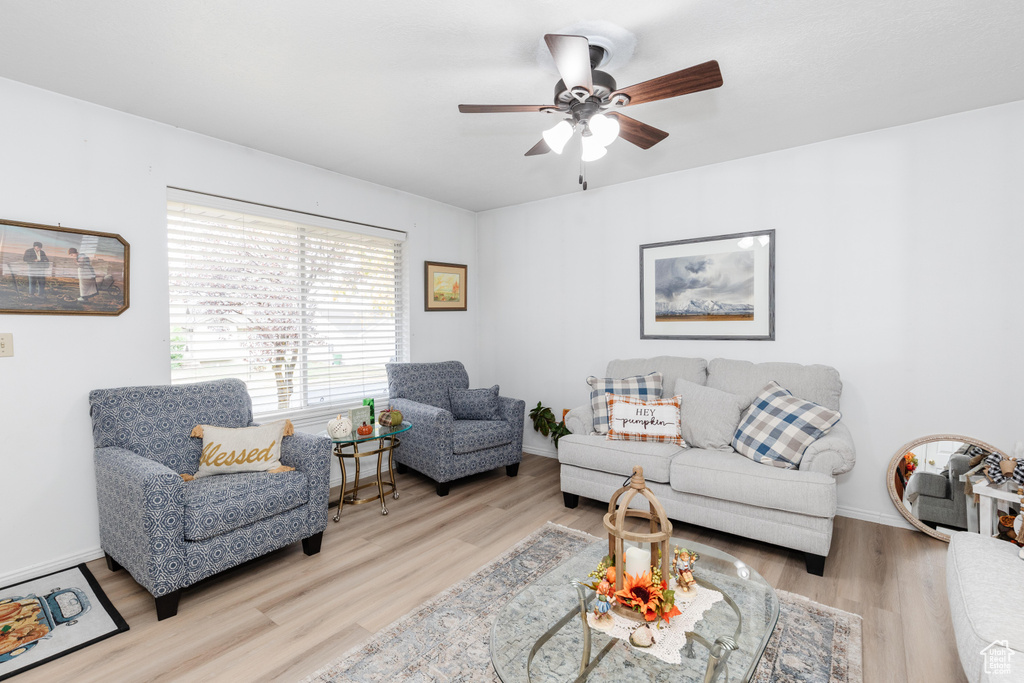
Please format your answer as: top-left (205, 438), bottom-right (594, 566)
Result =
top-left (673, 378), bottom-right (752, 451)
top-left (733, 381), bottom-right (841, 469)
top-left (452, 420), bottom-right (513, 454)
top-left (449, 385), bottom-right (501, 420)
top-left (669, 448), bottom-right (837, 518)
top-left (947, 533), bottom-right (1024, 680)
top-left (707, 358), bottom-right (842, 411)
top-left (183, 469), bottom-right (309, 541)
top-left (558, 433), bottom-right (683, 483)
top-left (606, 357), bottom-right (708, 398)
top-left (587, 372), bottom-right (663, 434)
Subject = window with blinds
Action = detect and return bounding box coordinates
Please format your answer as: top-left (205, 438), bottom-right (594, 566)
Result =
top-left (167, 191), bottom-right (408, 426)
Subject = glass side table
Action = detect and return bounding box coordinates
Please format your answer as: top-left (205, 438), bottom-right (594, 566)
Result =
top-left (330, 421), bottom-right (411, 519)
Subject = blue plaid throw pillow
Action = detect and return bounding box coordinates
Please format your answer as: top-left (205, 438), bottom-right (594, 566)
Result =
top-left (733, 381), bottom-right (841, 469)
top-left (586, 372), bottom-right (663, 434)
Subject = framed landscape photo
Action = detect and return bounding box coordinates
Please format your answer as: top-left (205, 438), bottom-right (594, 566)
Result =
top-left (424, 261), bottom-right (467, 311)
top-left (0, 218), bottom-right (130, 316)
top-left (640, 229), bottom-right (774, 340)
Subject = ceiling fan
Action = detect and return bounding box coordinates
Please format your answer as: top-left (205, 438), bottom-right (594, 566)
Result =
top-left (458, 34), bottom-right (723, 188)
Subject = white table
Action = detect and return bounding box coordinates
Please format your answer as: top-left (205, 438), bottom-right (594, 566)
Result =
top-left (965, 476), bottom-right (1021, 537)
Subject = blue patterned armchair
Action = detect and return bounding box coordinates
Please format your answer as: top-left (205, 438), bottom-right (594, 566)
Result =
top-left (386, 361), bottom-right (525, 496)
top-left (89, 379), bottom-right (330, 620)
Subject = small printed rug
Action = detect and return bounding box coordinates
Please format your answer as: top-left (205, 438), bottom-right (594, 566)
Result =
top-left (305, 524), bottom-right (862, 683)
top-left (0, 564), bottom-right (129, 681)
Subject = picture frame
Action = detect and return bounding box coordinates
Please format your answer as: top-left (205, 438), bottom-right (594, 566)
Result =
top-left (0, 218), bottom-right (130, 316)
top-left (640, 229), bottom-right (775, 340)
top-left (348, 406), bottom-right (372, 431)
top-left (424, 261), bottom-right (467, 311)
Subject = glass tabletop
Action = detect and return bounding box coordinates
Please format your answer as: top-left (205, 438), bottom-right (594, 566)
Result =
top-left (330, 421), bottom-right (411, 445)
top-left (490, 537), bottom-right (779, 683)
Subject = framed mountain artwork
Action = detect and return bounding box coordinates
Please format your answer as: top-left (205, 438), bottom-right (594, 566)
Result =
top-left (640, 230), bottom-right (774, 340)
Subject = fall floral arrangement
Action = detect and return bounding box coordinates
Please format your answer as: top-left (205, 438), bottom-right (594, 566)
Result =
top-left (584, 555), bottom-right (682, 625)
top-left (904, 451), bottom-right (919, 475)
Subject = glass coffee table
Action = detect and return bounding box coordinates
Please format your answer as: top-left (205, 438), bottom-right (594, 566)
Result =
top-left (490, 538), bottom-right (779, 683)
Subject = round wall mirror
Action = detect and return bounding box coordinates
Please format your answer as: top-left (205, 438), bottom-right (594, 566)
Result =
top-left (886, 434), bottom-right (1006, 542)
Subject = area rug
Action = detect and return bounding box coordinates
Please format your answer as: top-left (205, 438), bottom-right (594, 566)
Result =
top-left (0, 564), bottom-right (129, 681)
top-left (304, 524), bottom-right (862, 683)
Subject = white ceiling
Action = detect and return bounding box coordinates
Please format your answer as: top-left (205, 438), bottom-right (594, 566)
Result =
top-left (1, 1), bottom-right (1022, 212)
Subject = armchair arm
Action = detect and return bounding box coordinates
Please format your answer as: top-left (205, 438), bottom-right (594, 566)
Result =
top-left (497, 395), bottom-right (526, 456)
top-left (94, 446), bottom-right (186, 597)
top-left (388, 398), bottom-right (455, 482)
top-left (799, 421), bottom-right (856, 477)
top-left (280, 431), bottom-right (331, 535)
top-left (565, 404), bottom-right (594, 436)
top-left (904, 471), bottom-right (950, 504)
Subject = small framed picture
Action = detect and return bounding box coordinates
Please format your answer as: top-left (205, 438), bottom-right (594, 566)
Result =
top-left (425, 261), bottom-right (467, 311)
top-left (348, 406), bottom-right (372, 430)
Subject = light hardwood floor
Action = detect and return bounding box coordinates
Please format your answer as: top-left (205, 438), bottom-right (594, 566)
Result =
top-left (18, 453), bottom-right (966, 683)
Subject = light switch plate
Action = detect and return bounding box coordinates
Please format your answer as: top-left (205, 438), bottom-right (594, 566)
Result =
top-left (0, 333), bottom-right (11, 357)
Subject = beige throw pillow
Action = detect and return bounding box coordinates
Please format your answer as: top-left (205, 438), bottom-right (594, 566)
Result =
top-left (193, 421), bottom-right (290, 478)
top-left (673, 378), bottom-right (752, 451)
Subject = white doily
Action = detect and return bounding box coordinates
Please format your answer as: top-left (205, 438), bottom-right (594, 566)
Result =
top-left (586, 582), bottom-right (724, 664)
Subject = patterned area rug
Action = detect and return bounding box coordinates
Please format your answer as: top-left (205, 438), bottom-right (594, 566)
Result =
top-left (305, 524), bottom-right (862, 683)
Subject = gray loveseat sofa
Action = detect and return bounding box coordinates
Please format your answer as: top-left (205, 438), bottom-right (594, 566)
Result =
top-left (559, 357), bottom-right (856, 575)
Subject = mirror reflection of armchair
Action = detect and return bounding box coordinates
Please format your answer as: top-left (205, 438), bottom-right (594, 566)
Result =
top-left (905, 454), bottom-right (971, 530)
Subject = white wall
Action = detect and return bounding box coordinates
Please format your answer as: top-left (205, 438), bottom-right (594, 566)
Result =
top-left (477, 99), bottom-right (1024, 526)
top-left (0, 77), bottom-right (478, 582)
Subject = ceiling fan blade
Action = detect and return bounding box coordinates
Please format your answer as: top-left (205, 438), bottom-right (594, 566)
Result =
top-left (611, 60), bottom-right (723, 106)
top-left (607, 113), bottom-right (669, 149)
top-left (459, 104), bottom-right (556, 113)
top-left (525, 139), bottom-right (551, 156)
top-left (544, 34), bottom-right (593, 94)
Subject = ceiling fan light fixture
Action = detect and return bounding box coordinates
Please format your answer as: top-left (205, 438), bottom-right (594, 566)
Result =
top-left (542, 120), bottom-right (574, 154)
top-left (581, 134), bottom-right (607, 162)
top-left (589, 113), bottom-right (619, 147)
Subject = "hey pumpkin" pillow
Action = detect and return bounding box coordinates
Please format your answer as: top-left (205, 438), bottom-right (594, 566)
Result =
top-left (605, 393), bottom-right (686, 447)
top-left (188, 420), bottom-right (296, 479)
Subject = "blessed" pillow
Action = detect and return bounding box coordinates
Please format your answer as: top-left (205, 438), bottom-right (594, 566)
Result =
top-left (605, 394), bottom-right (686, 447)
top-left (190, 420), bottom-right (295, 479)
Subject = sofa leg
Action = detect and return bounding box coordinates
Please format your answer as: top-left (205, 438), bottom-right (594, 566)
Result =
top-left (436, 481), bottom-right (450, 497)
top-left (302, 532), bottom-right (323, 556)
top-left (396, 463), bottom-right (409, 474)
top-left (506, 463), bottom-right (519, 477)
top-left (804, 553), bottom-right (826, 576)
top-left (155, 590), bottom-right (182, 621)
top-left (104, 553), bottom-right (122, 572)
top-left (563, 492), bottom-right (579, 509)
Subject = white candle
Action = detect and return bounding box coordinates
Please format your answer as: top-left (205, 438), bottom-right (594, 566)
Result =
top-left (623, 546), bottom-right (651, 579)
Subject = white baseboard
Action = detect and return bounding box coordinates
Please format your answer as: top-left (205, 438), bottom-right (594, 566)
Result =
top-left (523, 445), bottom-right (557, 459)
top-left (836, 503), bottom-right (913, 529)
top-left (0, 547), bottom-right (106, 587)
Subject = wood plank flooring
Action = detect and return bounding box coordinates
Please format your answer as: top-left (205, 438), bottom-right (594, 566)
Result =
top-left (17, 453), bottom-right (966, 682)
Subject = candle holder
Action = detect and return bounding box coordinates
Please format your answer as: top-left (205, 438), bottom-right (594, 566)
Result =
top-left (603, 466), bottom-right (673, 622)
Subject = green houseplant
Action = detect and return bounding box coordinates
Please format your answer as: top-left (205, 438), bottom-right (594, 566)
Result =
top-left (529, 402), bottom-right (571, 449)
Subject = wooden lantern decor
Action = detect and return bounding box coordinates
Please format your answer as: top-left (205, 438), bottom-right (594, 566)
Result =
top-left (604, 465), bottom-right (673, 621)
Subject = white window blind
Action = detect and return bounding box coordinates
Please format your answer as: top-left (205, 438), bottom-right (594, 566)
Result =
top-left (167, 191), bottom-right (408, 426)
